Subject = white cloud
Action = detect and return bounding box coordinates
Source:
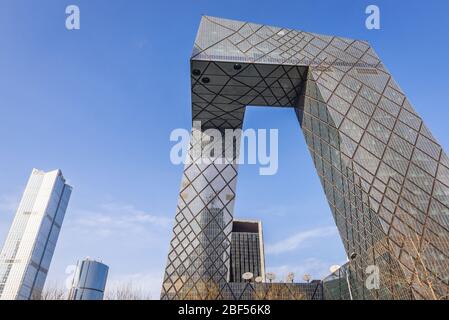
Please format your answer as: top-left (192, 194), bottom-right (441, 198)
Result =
top-left (46, 201), bottom-right (172, 295)
top-left (265, 226), bottom-right (338, 255)
top-left (65, 202), bottom-right (172, 238)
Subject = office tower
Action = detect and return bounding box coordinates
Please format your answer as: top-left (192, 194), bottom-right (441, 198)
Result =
top-left (170, 196), bottom-right (230, 299)
top-left (162, 16), bottom-right (449, 300)
top-left (68, 258), bottom-right (109, 300)
top-left (0, 169), bottom-right (72, 300)
top-left (229, 220), bottom-right (265, 283)
top-left (196, 197), bottom-right (229, 285)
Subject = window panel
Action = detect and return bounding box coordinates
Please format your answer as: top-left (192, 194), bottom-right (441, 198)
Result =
top-left (389, 134), bottom-right (414, 160)
top-left (373, 108), bottom-right (396, 130)
top-left (367, 120), bottom-right (391, 143)
top-left (412, 149), bottom-right (438, 177)
top-left (379, 97), bottom-right (400, 117)
top-left (347, 107), bottom-right (370, 129)
top-left (394, 121), bottom-right (418, 145)
top-left (383, 148), bottom-right (408, 176)
top-left (361, 132), bottom-right (385, 158)
top-left (416, 135), bottom-right (441, 161)
top-left (340, 118), bottom-right (364, 143)
top-left (399, 109), bottom-right (421, 131)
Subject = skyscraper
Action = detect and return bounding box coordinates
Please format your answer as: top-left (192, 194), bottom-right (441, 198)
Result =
top-left (162, 16), bottom-right (449, 300)
top-left (0, 169), bottom-right (72, 300)
top-left (229, 220), bottom-right (265, 283)
top-left (169, 196), bottom-right (230, 299)
top-left (68, 258), bottom-right (109, 300)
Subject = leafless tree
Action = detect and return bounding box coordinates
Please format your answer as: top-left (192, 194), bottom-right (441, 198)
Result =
top-left (181, 280), bottom-right (221, 300)
top-left (368, 231), bottom-right (449, 300)
top-left (394, 233), bottom-right (449, 300)
top-left (32, 283), bottom-right (67, 300)
top-left (254, 283), bottom-right (306, 300)
top-left (104, 283), bottom-right (152, 300)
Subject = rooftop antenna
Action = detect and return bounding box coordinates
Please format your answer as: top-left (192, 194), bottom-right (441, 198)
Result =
top-left (266, 272), bottom-right (276, 283)
top-left (242, 272), bottom-right (254, 283)
top-left (330, 265), bottom-right (341, 274)
top-left (303, 274), bottom-right (311, 283)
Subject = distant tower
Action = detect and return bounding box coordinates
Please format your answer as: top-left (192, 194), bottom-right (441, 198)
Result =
top-left (197, 196), bottom-right (229, 282)
top-left (68, 258), bottom-right (109, 300)
top-left (229, 220), bottom-right (265, 283)
top-left (0, 169), bottom-right (72, 300)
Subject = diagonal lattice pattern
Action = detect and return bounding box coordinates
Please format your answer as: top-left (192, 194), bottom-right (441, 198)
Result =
top-left (161, 16), bottom-right (449, 300)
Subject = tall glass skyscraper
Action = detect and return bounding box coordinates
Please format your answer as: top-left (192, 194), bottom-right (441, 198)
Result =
top-left (162, 16), bottom-right (449, 300)
top-left (0, 169), bottom-right (72, 300)
top-left (229, 220), bottom-right (265, 283)
top-left (68, 258), bottom-right (109, 300)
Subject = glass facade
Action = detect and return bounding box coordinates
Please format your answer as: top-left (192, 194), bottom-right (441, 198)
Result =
top-left (229, 220), bottom-right (265, 283)
top-left (68, 259), bottom-right (109, 300)
top-left (322, 262), bottom-right (371, 300)
top-left (223, 282), bottom-right (323, 300)
top-left (162, 16), bottom-right (449, 300)
top-left (0, 169), bottom-right (72, 300)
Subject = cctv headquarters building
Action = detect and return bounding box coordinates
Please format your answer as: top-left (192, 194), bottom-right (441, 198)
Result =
top-left (161, 16), bottom-right (449, 300)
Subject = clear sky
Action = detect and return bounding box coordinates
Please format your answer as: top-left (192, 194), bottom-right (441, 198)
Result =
top-left (0, 0), bottom-right (448, 299)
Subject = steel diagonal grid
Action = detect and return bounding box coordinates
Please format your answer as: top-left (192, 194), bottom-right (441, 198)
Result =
top-left (161, 16), bottom-right (449, 300)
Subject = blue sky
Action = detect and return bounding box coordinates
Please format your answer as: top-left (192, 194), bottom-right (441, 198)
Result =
top-left (0, 0), bottom-right (448, 298)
